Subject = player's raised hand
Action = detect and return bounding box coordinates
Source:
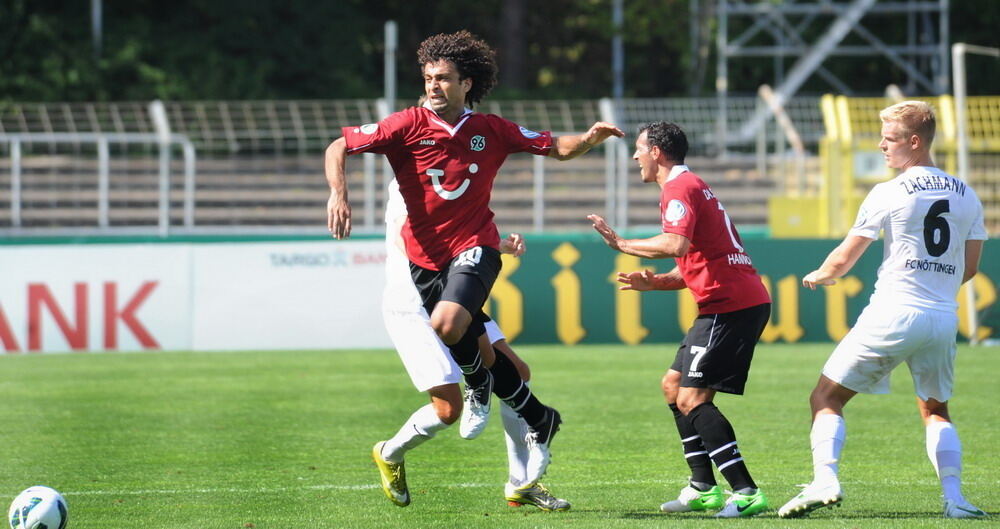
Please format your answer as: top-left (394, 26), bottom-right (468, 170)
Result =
top-left (500, 232), bottom-right (526, 257)
top-left (583, 122), bottom-right (625, 146)
top-left (588, 214), bottom-right (622, 251)
top-left (617, 270), bottom-right (656, 291)
top-left (327, 192), bottom-right (352, 239)
top-left (802, 270), bottom-right (836, 290)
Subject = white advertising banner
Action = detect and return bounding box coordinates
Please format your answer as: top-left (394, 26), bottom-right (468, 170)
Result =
top-left (0, 244), bottom-right (193, 352)
top-left (191, 240), bottom-right (390, 350)
top-left (0, 239), bottom-right (392, 353)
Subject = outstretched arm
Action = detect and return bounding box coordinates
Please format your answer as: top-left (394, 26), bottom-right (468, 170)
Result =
top-left (549, 122), bottom-right (624, 161)
top-left (802, 235), bottom-right (873, 289)
top-left (589, 214), bottom-right (690, 258)
top-left (325, 137), bottom-right (351, 239)
top-left (617, 267), bottom-right (687, 291)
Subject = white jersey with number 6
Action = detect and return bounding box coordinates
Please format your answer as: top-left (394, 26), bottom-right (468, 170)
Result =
top-left (849, 165), bottom-right (987, 312)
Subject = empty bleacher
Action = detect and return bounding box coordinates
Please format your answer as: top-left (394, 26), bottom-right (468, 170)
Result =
top-left (0, 98), bottom-right (825, 235)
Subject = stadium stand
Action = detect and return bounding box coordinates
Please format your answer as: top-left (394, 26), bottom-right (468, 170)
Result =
top-left (1, 96), bottom-right (993, 236)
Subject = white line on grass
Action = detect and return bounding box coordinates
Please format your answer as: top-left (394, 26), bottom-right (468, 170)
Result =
top-left (62, 479), bottom-right (662, 497)
top-left (59, 475), bottom-right (963, 499)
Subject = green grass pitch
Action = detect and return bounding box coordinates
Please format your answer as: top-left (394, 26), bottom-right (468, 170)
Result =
top-left (1, 343), bottom-right (997, 528)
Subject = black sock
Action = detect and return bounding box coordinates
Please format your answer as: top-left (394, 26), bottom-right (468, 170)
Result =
top-left (669, 403), bottom-right (716, 487)
top-left (490, 349), bottom-right (546, 426)
top-left (687, 402), bottom-right (756, 492)
top-left (447, 327), bottom-right (489, 388)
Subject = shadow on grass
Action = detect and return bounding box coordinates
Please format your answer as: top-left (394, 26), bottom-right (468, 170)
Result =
top-left (611, 509), bottom-right (982, 521)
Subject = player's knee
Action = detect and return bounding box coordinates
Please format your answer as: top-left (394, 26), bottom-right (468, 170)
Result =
top-left (676, 394), bottom-right (705, 416)
top-left (661, 371), bottom-right (680, 401)
top-left (441, 326), bottom-right (466, 345)
top-left (920, 398), bottom-right (951, 423)
top-left (808, 386), bottom-right (828, 410)
top-left (430, 315), bottom-right (466, 345)
top-left (433, 398), bottom-right (462, 424)
top-left (809, 384), bottom-right (846, 415)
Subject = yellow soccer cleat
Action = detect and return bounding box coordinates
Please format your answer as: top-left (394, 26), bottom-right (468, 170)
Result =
top-left (505, 482), bottom-right (571, 512)
top-left (372, 441), bottom-right (410, 507)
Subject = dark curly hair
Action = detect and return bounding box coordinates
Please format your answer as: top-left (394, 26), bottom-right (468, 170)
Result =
top-left (638, 121), bottom-right (688, 163)
top-left (417, 30), bottom-right (498, 107)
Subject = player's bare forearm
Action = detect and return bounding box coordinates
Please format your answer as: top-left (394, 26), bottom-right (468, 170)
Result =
top-left (804, 253), bottom-right (852, 289)
top-left (652, 268), bottom-right (687, 290)
top-left (803, 235), bottom-right (872, 289)
top-left (590, 215), bottom-right (688, 258)
top-left (617, 237), bottom-right (679, 259)
top-left (550, 122), bottom-right (624, 160)
top-left (617, 267), bottom-right (686, 291)
top-left (325, 137), bottom-right (352, 239)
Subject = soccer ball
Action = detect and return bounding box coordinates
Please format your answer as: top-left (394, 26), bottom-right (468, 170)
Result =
top-left (7, 486), bottom-right (68, 529)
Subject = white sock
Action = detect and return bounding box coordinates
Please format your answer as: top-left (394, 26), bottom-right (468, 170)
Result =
top-left (810, 413), bottom-right (845, 485)
top-left (382, 404), bottom-right (449, 463)
top-left (926, 421), bottom-right (964, 503)
top-left (501, 401), bottom-right (530, 487)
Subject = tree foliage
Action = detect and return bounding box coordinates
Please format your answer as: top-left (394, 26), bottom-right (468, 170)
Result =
top-left (0, 0), bottom-right (995, 102)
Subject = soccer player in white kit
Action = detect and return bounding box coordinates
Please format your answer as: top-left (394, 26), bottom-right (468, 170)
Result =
top-left (373, 178), bottom-right (570, 511)
top-left (778, 101), bottom-right (988, 519)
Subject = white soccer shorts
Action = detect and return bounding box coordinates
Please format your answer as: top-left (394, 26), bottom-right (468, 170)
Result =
top-left (485, 319), bottom-right (506, 344)
top-left (382, 302), bottom-right (462, 393)
top-left (822, 304), bottom-right (957, 402)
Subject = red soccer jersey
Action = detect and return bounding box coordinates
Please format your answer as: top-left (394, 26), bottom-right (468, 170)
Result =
top-left (342, 106), bottom-right (552, 270)
top-left (659, 167), bottom-right (771, 314)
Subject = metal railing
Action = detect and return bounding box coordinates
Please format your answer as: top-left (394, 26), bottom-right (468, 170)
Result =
top-left (1, 133), bottom-right (196, 237)
top-left (1, 97), bottom-right (828, 154)
top-left (0, 96), bottom-right (834, 237)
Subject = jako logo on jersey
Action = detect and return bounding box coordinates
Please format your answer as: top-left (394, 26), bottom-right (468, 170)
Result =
top-left (420, 139), bottom-right (436, 145)
top-left (519, 126), bottom-right (541, 139)
top-left (470, 135), bottom-right (486, 151)
top-left (358, 123), bottom-right (378, 134)
top-left (664, 199), bottom-right (687, 225)
top-left (455, 247), bottom-right (483, 267)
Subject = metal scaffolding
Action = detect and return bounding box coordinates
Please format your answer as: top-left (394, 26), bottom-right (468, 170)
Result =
top-left (715, 0), bottom-right (950, 150)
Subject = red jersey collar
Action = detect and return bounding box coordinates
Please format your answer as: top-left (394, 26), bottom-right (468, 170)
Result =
top-left (420, 102), bottom-right (474, 137)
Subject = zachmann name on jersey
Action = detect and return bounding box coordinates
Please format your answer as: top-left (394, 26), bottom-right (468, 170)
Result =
top-left (898, 173), bottom-right (967, 196)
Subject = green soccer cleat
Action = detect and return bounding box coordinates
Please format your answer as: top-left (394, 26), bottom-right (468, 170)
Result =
top-left (778, 481), bottom-right (843, 518)
top-left (660, 483), bottom-right (725, 512)
top-left (716, 489), bottom-right (769, 518)
top-left (371, 441), bottom-right (410, 507)
top-left (505, 482), bottom-right (571, 511)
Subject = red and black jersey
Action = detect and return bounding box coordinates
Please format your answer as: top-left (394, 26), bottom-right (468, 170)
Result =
top-left (659, 166), bottom-right (771, 315)
top-left (342, 105), bottom-right (552, 270)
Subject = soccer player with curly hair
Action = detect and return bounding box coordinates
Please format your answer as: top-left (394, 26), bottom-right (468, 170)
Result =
top-left (325, 30), bottom-right (623, 508)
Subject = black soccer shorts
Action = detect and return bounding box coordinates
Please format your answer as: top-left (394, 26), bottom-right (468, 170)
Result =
top-left (409, 245), bottom-right (502, 320)
top-left (670, 303), bottom-right (771, 395)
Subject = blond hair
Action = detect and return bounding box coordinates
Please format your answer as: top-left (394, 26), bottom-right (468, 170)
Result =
top-left (879, 100), bottom-right (936, 145)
